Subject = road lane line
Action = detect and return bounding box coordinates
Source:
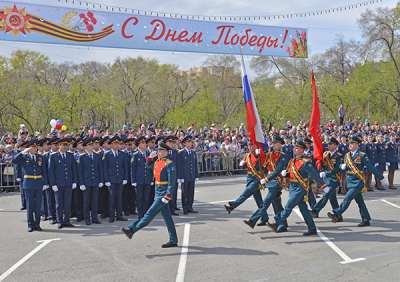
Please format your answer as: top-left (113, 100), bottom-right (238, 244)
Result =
top-left (381, 199), bottom-right (400, 209)
top-left (293, 208), bottom-right (365, 265)
top-left (0, 238), bottom-right (61, 281)
top-left (176, 223), bottom-right (191, 282)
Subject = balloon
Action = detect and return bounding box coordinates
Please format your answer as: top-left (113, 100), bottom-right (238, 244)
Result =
top-left (61, 125), bottom-right (67, 131)
top-left (58, 119), bottom-right (64, 125)
top-left (50, 119), bottom-right (57, 128)
top-left (55, 123), bottom-right (62, 130)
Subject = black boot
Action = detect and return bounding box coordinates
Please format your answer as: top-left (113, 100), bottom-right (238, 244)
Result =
top-left (224, 204), bottom-right (233, 214)
top-left (161, 242), bottom-right (178, 248)
top-left (121, 227), bottom-right (134, 239)
top-left (243, 220), bottom-right (255, 229)
top-left (303, 229), bottom-right (317, 236)
top-left (358, 221), bottom-right (370, 227)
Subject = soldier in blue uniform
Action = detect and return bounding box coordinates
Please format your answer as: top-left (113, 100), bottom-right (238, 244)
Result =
top-left (131, 136), bottom-right (153, 218)
top-left (79, 138), bottom-right (103, 225)
top-left (272, 141), bottom-right (327, 236)
top-left (99, 136), bottom-right (110, 219)
top-left (103, 136), bottom-right (128, 222)
top-left (375, 134), bottom-right (386, 190)
top-left (122, 142), bottom-right (178, 248)
top-left (177, 135), bottom-right (199, 215)
top-left (48, 137), bottom-right (78, 229)
top-left (72, 138), bottom-right (84, 222)
top-left (13, 139), bottom-right (48, 232)
top-left (122, 137), bottom-right (137, 216)
top-left (165, 135), bottom-right (180, 216)
top-left (311, 137), bottom-right (341, 220)
top-left (328, 136), bottom-right (383, 226)
top-left (244, 135), bottom-right (288, 229)
top-left (146, 136), bottom-right (157, 209)
top-left (282, 137), bottom-right (294, 159)
top-left (43, 137), bottom-right (58, 224)
top-left (386, 133), bottom-right (398, 189)
top-left (37, 138), bottom-right (49, 221)
top-left (365, 135), bottom-right (377, 191)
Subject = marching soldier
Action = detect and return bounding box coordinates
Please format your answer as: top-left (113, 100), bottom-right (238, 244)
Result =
top-left (178, 135), bottom-right (199, 215)
top-left (311, 137), bottom-right (341, 219)
top-left (43, 137), bottom-right (58, 224)
top-left (103, 136), bottom-right (128, 222)
top-left (272, 141), bottom-right (327, 236)
top-left (48, 137), bottom-right (78, 229)
top-left (386, 133), bottom-right (398, 189)
top-left (328, 136), bottom-right (383, 227)
top-left (131, 136), bottom-right (154, 218)
top-left (13, 139), bottom-right (48, 232)
top-left (304, 137), bottom-right (317, 211)
top-left (223, 141), bottom-right (268, 223)
top-left (79, 138), bottom-right (103, 225)
top-left (244, 135), bottom-right (288, 229)
top-left (338, 135), bottom-right (349, 194)
top-left (122, 142), bottom-right (178, 248)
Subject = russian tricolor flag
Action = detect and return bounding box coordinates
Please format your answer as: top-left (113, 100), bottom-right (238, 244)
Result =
top-left (241, 56), bottom-right (265, 149)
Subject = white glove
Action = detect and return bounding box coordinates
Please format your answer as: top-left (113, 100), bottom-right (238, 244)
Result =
top-left (178, 179), bottom-right (184, 184)
top-left (122, 180), bottom-right (128, 185)
top-left (42, 185), bottom-right (49, 191)
top-left (150, 182), bottom-right (154, 185)
top-left (320, 172), bottom-right (327, 179)
top-left (22, 148), bottom-right (30, 154)
top-left (16, 178), bottom-right (22, 182)
top-left (131, 183), bottom-right (137, 187)
top-left (281, 170), bottom-right (287, 177)
top-left (340, 164), bottom-right (347, 170)
top-left (239, 160), bottom-right (245, 167)
top-left (52, 185), bottom-right (58, 192)
top-left (386, 162), bottom-right (390, 166)
top-left (260, 178), bottom-right (267, 185)
top-left (255, 149), bottom-right (260, 156)
top-left (374, 163), bottom-right (379, 167)
top-left (98, 182), bottom-right (104, 188)
top-left (161, 198), bottom-right (169, 204)
top-left (105, 182), bottom-right (111, 187)
top-left (323, 186), bottom-right (330, 194)
top-left (150, 151), bottom-right (157, 158)
top-left (80, 185), bottom-right (86, 191)
top-left (195, 178), bottom-right (199, 181)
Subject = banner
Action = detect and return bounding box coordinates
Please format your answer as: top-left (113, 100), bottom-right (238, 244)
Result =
top-left (0, 1), bottom-right (308, 58)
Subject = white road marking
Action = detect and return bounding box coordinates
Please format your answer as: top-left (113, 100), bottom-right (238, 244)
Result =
top-left (176, 223), bottom-right (191, 282)
top-left (0, 238), bottom-right (61, 281)
top-left (293, 208), bottom-right (365, 265)
top-left (381, 199), bottom-right (400, 209)
top-left (0, 209), bottom-right (4, 211)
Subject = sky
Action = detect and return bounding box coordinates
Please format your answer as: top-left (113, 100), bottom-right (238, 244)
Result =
top-left (0, 0), bottom-right (399, 69)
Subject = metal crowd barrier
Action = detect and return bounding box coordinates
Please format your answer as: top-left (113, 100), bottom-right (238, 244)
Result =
top-left (0, 162), bottom-right (19, 192)
top-left (197, 152), bottom-right (246, 176)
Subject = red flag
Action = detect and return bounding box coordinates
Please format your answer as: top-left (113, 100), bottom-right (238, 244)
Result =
top-left (309, 70), bottom-right (323, 170)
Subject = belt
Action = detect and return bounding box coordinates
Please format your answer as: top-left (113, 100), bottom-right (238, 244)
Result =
top-left (24, 175), bottom-right (42, 180)
top-left (155, 181), bottom-right (168, 185)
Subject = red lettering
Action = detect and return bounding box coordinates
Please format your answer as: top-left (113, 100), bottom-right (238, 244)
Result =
top-left (257, 36), bottom-right (267, 53)
top-left (145, 19), bottom-right (165, 41)
top-left (121, 16), bottom-right (138, 39)
top-left (211, 25), bottom-right (234, 45)
top-left (230, 34), bottom-right (239, 45)
top-left (187, 32), bottom-right (203, 43)
top-left (248, 35), bottom-right (258, 46)
top-left (165, 29), bottom-right (177, 41)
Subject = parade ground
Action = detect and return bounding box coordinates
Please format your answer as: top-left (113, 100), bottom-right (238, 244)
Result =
top-left (0, 175), bottom-right (399, 282)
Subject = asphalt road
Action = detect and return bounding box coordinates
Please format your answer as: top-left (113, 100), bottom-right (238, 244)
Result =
top-left (0, 175), bottom-right (399, 282)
